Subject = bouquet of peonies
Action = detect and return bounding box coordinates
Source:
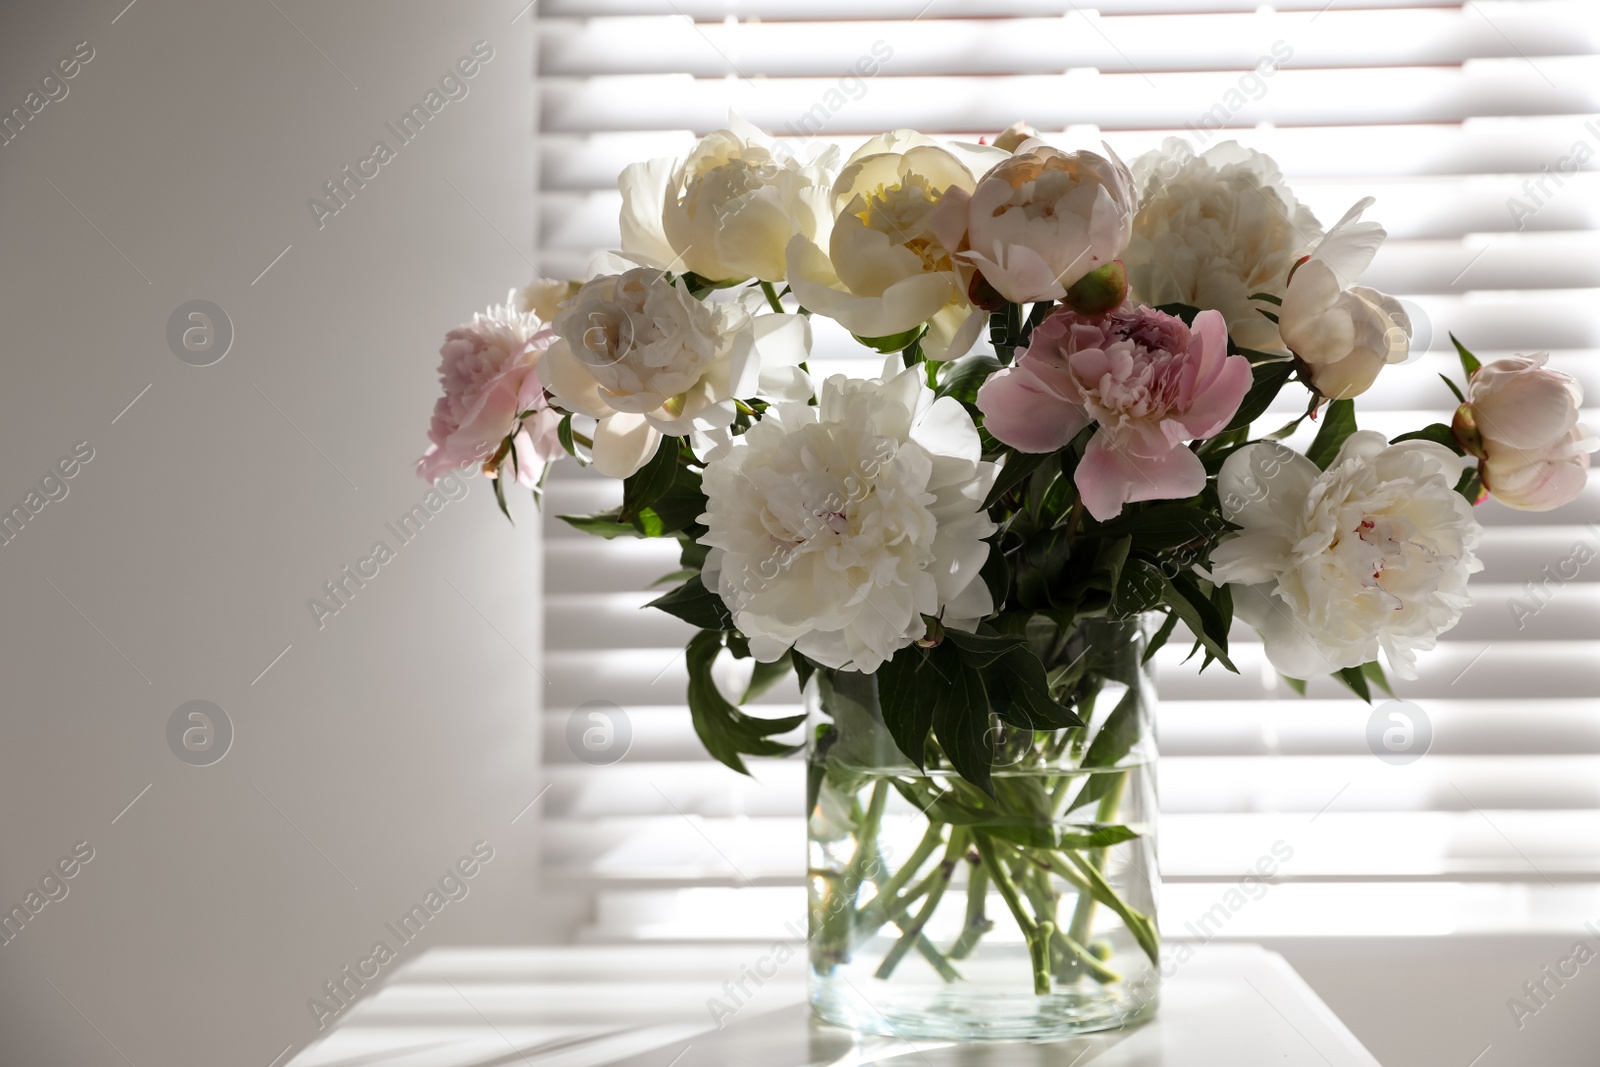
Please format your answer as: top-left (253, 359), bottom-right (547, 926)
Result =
top-left (417, 119), bottom-right (1594, 1028)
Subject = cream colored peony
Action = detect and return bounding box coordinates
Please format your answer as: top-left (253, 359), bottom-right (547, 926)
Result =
top-left (541, 268), bottom-right (811, 478)
top-left (1125, 139), bottom-right (1321, 354)
top-left (1278, 198), bottom-right (1410, 399)
top-left (931, 140), bottom-right (1137, 304)
top-left (786, 130), bottom-right (1007, 360)
top-left (619, 116), bottom-right (838, 284)
top-left (698, 365), bottom-right (998, 673)
top-left (1210, 432), bottom-right (1482, 679)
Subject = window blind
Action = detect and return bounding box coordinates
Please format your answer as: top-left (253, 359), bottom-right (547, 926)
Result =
top-left (535, 1), bottom-right (1600, 941)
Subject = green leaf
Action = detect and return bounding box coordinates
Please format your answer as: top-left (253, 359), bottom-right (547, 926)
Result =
top-left (806, 723), bottom-right (837, 816)
top-left (1361, 659), bottom-right (1395, 699)
top-left (1391, 422), bottom-right (1462, 453)
top-left (1142, 611), bottom-right (1180, 665)
top-left (792, 651), bottom-right (818, 696)
top-left (1455, 466), bottom-right (1484, 504)
top-left (1283, 675), bottom-right (1308, 696)
top-left (1306, 399), bottom-right (1357, 470)
top-left (491, 472), bottom-right (512, 523)
top-left (1096, 504), bottom-right (1236, 551)
top-left (556, 413), bottom-right (585, 464)
top-left (645, 475), bottom-right (709, 534)
top-left (979, 539), bottom-right (1011, 608)
top-left (922, 809), bottom-right (1137, 851)
top-left (1161, 571), bottom-right (1237, 672)
top-left (1111, 557), bottom-right (1165, 618)
top-left (943, 627), bottom-right (1028, 669)
top-left (1065, 687), bottom-right (1142, 816)
top-left (1334, 665), bottom-right (1373, 703)
top-left (983, 450), bottom-right (1051, 510)
top-left (1061, 850), bottom-right (1161, 966)
top-left (1091, 535), bottom-right (1134, 595)
top-left (855, 324), bottom-right (927, 354)
top-left (1017, 299), bottom-right (1058, 348)
top-left (1450, 332), bottom-right (1482, 378)
top-left (743, 652), bottom-right (794, 703)
top-left (645, 575), bottom-right (733, 630)
top-left (1224, 357), bottom-right (1296, 433)
top-left (1153, 302), bottom-right (1202, 325)
top-left (1249, 291), bottom-right (1284, 306)
top-left (1439, 373), bottom-right (1466, 404)
top-left (620, 437), bottom-right (679, 521)
top-left (684, 630), bottom-right (805, 776)
top-left (932, 658), bottom-right (994, 796)
top-left (558, 507), bottom-right (639, 539)
top-left (676, 271), bottom-right (742, 299)
top-left (986, 646), bottom-right (1083, 731)
top-left (875, 646), bottom-right (942, 769)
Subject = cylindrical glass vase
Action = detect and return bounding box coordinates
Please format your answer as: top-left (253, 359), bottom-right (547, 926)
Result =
top-left (806, 616), bottom-right (1159, 1041)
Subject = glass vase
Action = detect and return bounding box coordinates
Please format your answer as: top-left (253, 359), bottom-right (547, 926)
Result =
top-left (805, 616), bottom-right (1159, 1041)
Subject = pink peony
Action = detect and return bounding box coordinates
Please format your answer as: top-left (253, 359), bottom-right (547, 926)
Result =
top-left (977, 305), bottom-right (1250, 520)
top-left (1454, 353), bottom-right (1595, 511)
top-left (418, 303), bottom-right (563, 488)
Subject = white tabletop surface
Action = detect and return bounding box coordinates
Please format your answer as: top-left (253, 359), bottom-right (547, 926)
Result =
top-left (288, 942), bottom-right (1382, 1067)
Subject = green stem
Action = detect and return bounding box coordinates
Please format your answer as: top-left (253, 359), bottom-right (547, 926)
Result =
top-left (816, 780), bottom-right (889, 969)
top-left (848, 822), bottom-right (945, 945)
top-left (865, 846), bottom-right (962, 982)
top-left (875, 828), bottom-right (966, 980)
top-left (1047, 849), bottom-right (1160, 968)
top-left (946, 858), bottom-right (992, 960)
top-left (973, 832), bottom-right (1051, 995)
top-left (1066, 772), bottom-right (1126, 947)
top-left (759, 280), bottom-right (785, 314)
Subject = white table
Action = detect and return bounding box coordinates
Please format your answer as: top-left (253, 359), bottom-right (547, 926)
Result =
top-left (289, 943), bottom-right (1381, 1066)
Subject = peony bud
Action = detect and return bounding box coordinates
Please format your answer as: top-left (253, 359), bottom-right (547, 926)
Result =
top-left (1062, 260), bottom-right (1128, 317)
top-left (1455, 353), bottom-right (1595, 511)
top-left (991, 121), bottom-right (1040, 153)
top-left (1279, 198), bottom-right (1409, 399)
top-left (516, 278), bottom-right (582, 323)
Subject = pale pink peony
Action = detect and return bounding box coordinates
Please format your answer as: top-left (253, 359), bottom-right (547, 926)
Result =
top-left (418, 303), bottom-right (563, 488)
top-left (932, 142), bottom-right (1137, 305)
top-left (1454, 353), bottom-right (1595, 511)
top-left (977, 305), bottom-right (1250, 520)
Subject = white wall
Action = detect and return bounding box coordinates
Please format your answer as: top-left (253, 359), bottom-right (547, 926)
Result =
top-left (0, 3), bottom-right (554, 1064)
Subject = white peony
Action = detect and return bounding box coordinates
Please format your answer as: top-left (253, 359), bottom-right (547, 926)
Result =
top-left (619, 116), bottom-right (838, 284)
top-left (698, 365), bottom-right (998, 673)
top-left (1210, 432), bottom-right (1483, 679)
top-left (931, 140), bottom-right (1137, 305)
top-left (786, 130), bottom-right (1006, 360)
top-left (541, 268), bottom-right (811, 477)
top-left (1125, 139), bottom-right (1321, 354)
top-left (1278, 197), bottom-right (1410, 399)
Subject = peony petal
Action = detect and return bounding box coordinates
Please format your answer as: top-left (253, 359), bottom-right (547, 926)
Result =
top-left (785, 235), bottom-right (956, 338)
top-left (1207, 531), bottom-right (1293, 586)
top-left (591, 412), bottom-right (662, 478)
top-left (1232, 584), bottom-right (1343, 679)
top-left (1312, 197), bottom-right (1384, 287)
top-left (1215, 442), bottom-right (1320, 534)
top-left (921, 303), bottom-right (985, 363)
top-left (976, 365), bottom-right (1089, 453)
top-left (540, 339), bottom-right (612, 419)
top-left (1075, 432), bottom-right (1208, 521)
top-left (618, 157), bottom-right (682, 271)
